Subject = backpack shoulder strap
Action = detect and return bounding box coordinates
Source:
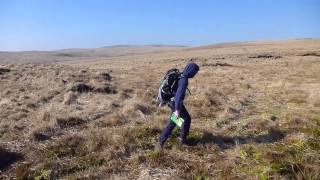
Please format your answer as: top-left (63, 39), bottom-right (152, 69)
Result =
top-left (177, 73), bottom-right (191, 95)
top-left (187, 88), bottom-right (191, 95)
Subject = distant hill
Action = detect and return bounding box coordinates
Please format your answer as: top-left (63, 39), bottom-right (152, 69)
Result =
top-left (0, 45), bottom-right (187, 64)
top-left (101, 44), bottom-right (187, 48)
top-left (1, 39), bottom-right (319, 64)
top-left (186, 38), bottom-right (320, 50)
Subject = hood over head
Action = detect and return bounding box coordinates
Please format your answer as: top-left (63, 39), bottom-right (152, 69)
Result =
top-left (182, 62), bottom-right (199, 78)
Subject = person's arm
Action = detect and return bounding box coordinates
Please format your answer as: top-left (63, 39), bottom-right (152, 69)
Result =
top-left (174, 79), bottom-right (187, 116)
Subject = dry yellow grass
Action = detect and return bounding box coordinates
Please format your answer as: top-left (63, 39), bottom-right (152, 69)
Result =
top-left (0, 39), bottom-right (320, 179)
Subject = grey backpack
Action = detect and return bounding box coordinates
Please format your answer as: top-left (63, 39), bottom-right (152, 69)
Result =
top-left (156, 68), bottom-right (182, 106)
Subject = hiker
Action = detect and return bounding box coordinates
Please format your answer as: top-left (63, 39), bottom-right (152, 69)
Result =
top-left (156, 62), bottom-right (199, 150)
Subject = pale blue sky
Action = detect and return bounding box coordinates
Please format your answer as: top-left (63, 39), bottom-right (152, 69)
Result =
top-left (1, 0), bottom-right (319, 51)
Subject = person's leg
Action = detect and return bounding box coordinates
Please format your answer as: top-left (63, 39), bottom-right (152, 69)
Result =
top-left (159, 102), bottom-right (176, 146)
top-left (180, 105), bottom-right (191, 143)
top-left (159, 118), bottom-right (176, 145)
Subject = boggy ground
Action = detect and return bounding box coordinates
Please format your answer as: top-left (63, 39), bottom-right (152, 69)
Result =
top-left (0, 40), bottom-right (320, 179)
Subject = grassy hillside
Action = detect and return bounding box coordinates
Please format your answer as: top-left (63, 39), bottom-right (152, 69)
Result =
top-left (0, 39), bottom-right (320, 179)
top-left (0, 45), bottom-right (186, 64)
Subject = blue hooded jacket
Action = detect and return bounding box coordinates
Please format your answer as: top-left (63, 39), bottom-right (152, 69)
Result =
top-left (174, 62), bottom-right (199, 111)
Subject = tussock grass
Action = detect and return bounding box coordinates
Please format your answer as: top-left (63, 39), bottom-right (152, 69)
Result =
top-left (1, 40), bottom-right (320, 179)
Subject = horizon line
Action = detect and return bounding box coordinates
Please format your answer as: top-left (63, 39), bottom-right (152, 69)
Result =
top-left (1, 37), bottom-right (319, 53)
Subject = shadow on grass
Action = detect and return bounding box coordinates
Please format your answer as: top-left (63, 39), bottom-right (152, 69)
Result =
top-left (188, 128), bottom-right (285, 149)
top-left (0, 147), bottom-right (24, 171)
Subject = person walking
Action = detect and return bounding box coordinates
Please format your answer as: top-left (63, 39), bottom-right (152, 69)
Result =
top-left (156, 62), bottom-right (199, 150)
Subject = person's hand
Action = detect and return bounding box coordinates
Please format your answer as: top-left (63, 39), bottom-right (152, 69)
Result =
top-left (174, 110), bottom-right (180, 118)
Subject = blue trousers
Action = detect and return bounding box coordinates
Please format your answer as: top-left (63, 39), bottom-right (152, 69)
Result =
top-left (159, 101), bottom-right (191, 145)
